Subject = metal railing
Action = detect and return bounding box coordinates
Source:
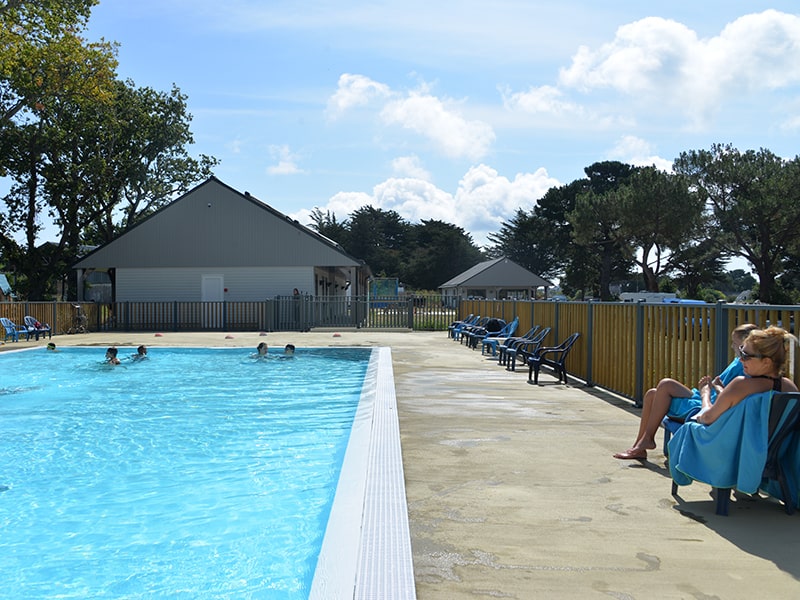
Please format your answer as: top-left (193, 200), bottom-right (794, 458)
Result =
top-left (0, 295), bottom-right (457, 336)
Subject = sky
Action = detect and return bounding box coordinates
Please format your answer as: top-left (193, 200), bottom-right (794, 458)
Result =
top-left (80, 1), bottom-right (800, 250)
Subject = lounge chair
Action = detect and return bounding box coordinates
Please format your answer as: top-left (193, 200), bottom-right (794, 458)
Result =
top-left (24, 316), bottom-right (52, 341)
top-left (486, 325), bottom-right (540, 359)
top-left (447, 314), bottom-right (474, 339)
top-left (456, 316), bottom-right (490, 344)
top-left (527, 332), bottom-right (581, 384)
top-left (478, 317), bottom-right (519, 354)
top-left (463, 317), bottom-right (509, 348)
top-left (505, 327), bottom-right (551, 371)
top-left (452, 316), bottom-right (484, 342)
top-left (1, 317), bottom-right (26, 342)
top-left (669, 391), bottom-right (800, 516)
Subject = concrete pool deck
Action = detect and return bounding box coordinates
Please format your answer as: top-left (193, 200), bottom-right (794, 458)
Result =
top-left (5, 330), bottom-right (800, 598)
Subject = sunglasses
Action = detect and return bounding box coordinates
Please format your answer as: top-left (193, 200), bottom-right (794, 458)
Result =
top-left (738, 345), bottom-right (764, 361)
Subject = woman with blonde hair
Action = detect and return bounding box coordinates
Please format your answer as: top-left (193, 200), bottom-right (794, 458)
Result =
top-left (694, 326), bottom-right (798, 425)
top-left (614, 323), bottom-right (760, 460)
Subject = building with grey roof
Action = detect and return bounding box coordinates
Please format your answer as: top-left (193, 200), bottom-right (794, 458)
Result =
top-left (439, 257), bottom-right (553, 306)
top-left (73, 177), bottom-right (369, 303)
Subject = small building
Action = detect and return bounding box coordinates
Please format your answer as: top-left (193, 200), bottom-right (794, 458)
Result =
top-left (439, 257), bottom-right (553, 306)
top-left (73, 177), bottom-right (369, 304)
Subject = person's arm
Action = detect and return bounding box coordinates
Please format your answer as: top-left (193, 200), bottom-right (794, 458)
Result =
top-left (696, 377), bottom-right (758, 425)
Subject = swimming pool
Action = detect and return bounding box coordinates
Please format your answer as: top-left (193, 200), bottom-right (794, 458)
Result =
top-left (0, 345), bottom-right (415, 599)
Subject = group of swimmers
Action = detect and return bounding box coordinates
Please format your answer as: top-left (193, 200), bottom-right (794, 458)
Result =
top-left (255, 342), bottom-right (295, 358)
top-left (104, 345), bottom-right (147, 365)
top-left (47, 341), bottom-right (297, 363)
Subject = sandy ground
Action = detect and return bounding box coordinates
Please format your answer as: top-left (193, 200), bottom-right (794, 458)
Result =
top-left (4, 330), bottom-right (800, 599)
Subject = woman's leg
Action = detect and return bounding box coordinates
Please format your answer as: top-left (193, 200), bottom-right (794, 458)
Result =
top-left (614, 378), bottom-right (692, 459)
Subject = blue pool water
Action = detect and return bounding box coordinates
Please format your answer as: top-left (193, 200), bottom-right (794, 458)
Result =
top-left (0, 346), bottom-right (371, 599)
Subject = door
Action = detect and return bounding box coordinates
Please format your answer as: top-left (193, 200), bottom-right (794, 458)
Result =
top-left (201, 275), bottom-right (224, 328)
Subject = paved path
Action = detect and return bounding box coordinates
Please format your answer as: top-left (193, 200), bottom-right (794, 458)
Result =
top-left (5, 330), bottom-right (800, 598)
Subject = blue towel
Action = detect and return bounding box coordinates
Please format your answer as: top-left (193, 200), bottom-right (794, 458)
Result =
top-left (668, 391), bottom-right (772, 493)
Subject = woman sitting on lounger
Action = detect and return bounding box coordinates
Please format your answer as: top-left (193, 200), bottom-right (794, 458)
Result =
top-left (614, 323), bottom-right (759, 460)
top-left (692, 326), bottom-right (798, 425)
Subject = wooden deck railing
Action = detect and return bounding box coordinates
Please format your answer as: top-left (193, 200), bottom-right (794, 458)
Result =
top-left (459, 299), bottom-right (800, 405)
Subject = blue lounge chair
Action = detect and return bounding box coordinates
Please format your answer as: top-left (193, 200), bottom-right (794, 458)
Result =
top-left (457, 317), bottom-right (489, 344)
top-left (1, 317), bottom-right (26, 342)
top-left (497, 326), bottom-right (541, 366)
top-left (505, 327), bottom-right (551, 371)
top-left (24, 316), bottom-right (52, 340)
top-left (485, 324), bottom-right (540, 359)
top-left (452, 315), bottom-right (483, 342)
top-left (464, 317), bottom-right (510, 349)
top-left (447, 314), bottom-right (474, 339)
top-left (527, 332), bottom-right (581, 384)
top-left (670, 391), bottom-right (800, 516)
top-left (479, 317), bottom-right (520, 355)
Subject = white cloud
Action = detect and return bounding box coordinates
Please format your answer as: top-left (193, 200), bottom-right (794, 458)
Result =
top-left (557, 10), bottom-right (800, 128)
top-left (391, 155), bottom-right (431, 180)
top-left (503, 85), bottom-right (585, 117)
top-left (381, 92), bottom-right (495, 160)
top-left (266, 144), bottom-right (303, 175)
top-left (327, 74), bottom-right (495, 160)
top-left (290, 164), bottom-right (559, 246)
top-left (606, 135), bottom-right (673, 171)
top-left (326, 73), bottom-right (391, 118)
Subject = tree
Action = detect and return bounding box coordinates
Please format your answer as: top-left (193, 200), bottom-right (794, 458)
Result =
top-left (308, 208), bottom-right (350, 248)
top-left (668, 238), bottom-right (727, 299)
top-left (488, 180), bottom-right (585, 284)
top-left (1, 1), bottom-right (113, 128)
top-left (402, 220), bottom-right (483, 290)
top-left (75, 80), bottom-right (218, 245)
top-left (345, 207), bottom-right (410, 277)
top-left (616, 167), bottom-right (705, 291)
top-left (568, 161), bottom-right (636, 300)
top-left (674, 144), bottom-right (800, 303)
top-left (1, 3), bottom-right (217, 299)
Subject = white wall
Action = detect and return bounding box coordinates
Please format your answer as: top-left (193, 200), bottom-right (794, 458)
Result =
top-left (116, 267), bottom-right (315, 301)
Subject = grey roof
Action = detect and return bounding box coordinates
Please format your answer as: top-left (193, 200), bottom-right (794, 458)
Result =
top-left (74, 177), bottom-right (363, 270)
top-left (439, 257), bottom-right (553, 289)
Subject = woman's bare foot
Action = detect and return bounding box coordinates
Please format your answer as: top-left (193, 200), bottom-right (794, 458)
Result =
top-left (613, 448), bottom-right (648, 460)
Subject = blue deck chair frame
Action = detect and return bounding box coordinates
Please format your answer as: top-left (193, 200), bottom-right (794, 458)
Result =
top-left (24, 316), bottom-right (52, 341)
top-left (527, 332), bottom-right (581, 384)
top-left (1, 317), bottom-right (26, 342)
top-left (475, 317), bottom-right (518, 352)
top-left (490, 325), bottom-right (541, 361)
top-left (505, 327), bottom-right (551, 371)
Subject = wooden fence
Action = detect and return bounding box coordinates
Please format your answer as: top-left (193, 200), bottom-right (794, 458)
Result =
top-left (459, 299), bottom-right (800, 405)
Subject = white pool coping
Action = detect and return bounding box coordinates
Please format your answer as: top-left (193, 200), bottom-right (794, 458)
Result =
top-left (310, 347), bottom-right (416, 599)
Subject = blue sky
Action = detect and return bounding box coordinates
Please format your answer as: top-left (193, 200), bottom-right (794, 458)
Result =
top-left (83, 1), bottom-right (800, 248)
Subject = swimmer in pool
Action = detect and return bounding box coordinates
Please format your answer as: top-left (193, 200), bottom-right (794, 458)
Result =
top-left (105, 347), bottom-right (120, 365)
top-left (131, 345), bottom-right (147, 361)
